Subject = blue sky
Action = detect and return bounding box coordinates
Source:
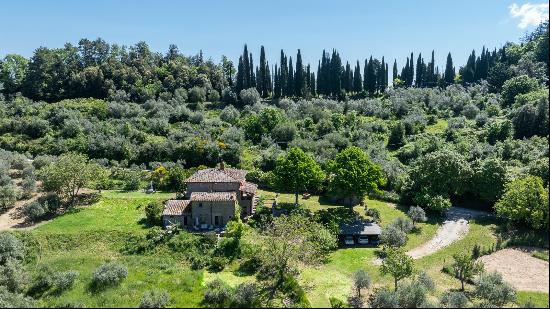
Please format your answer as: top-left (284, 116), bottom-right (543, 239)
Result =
top-left (1, 0), bottom-right (548, 75)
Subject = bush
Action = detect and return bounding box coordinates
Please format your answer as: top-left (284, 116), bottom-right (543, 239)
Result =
top-left (440, 291), bottom-right (468, 308)
top-left (329, 297), bottom-right (347, 308)
top-left (221, 88), bottom-right (237, 104)
top-left (231, 282), bottom-right (258, 308)
top-left (188, 86), bottom-right (207, 103)
top-left (369, 288), bottom-right (398, 308)
top-left (144, 201), bottom-right (164, 226)
top-left (390, 217), bottom-right (414, 234)
top-left (239, 88), bottom-right (260, 105)
top-left (0, 259), bottom-right (28, 293)
top-left (52, 270), bottom-right (78, 293)
top-left (501, 75), bottom-right (539, 107)
top-left (207, 89), bottom-right (220, 102)
top-left (208, 256), bottom-right (228, 272)
top-left (22, 201), bottom-right (49, 222)
top-left (475, 272), bottom-right (516, 307)
top-left (396, 281), bottom-right (427, 308)
top-left (139, 290), bottom-right (170, 308)
top-left (416, 271), bottom-right (435, 292)
top-left (91, 262), bottom-right (128, 290)
top-left (203, 279), bottom-right (231, 308)
top-left (0, 233), bottom-right (24, 265)
top-left (380, 225), bottom-right (407, 248)
top-left (0, 286), bottom-right (34, 308)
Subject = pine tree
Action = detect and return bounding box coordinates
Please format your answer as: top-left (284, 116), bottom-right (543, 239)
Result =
top-left (444, 52), bottom-right (455, 86)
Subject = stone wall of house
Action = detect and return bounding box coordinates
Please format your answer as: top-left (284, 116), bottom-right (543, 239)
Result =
top-left (190, 200), bottom-right (236, 227)
top-left (186, 182), bottom-right (241, 197)
top-left (162, 214), bottom-right (191, 228)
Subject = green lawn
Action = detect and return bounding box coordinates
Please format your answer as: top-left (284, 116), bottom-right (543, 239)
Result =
top-left (17, 189), bottom-right (548, 308)
top-left (22, 190), bottom-right (204, 308)
top-left (516, 291), bottom-right (550, 308)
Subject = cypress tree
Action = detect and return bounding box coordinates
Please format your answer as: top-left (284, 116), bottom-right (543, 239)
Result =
top-left (366, 56), bottom-right (376, 95)
top-left (415, 53), bottom-right (423, 87)
top-left (385, 62), bottom-right (389, 90)
top-left (393, 59), bottom-right (398, 82)
top-left (243, 45), bottom-right (250, 89)
top-left (274, 64), bottom-right (280, 98)
top-left (353, 60), bottom-right (362, 92)
top-left (266, 62), bottom-right (272, 96)
top-left (310, 71), bottom-right (316, 96)
top-left (259, 46), bottom-right (267, 97)
top-left (295, 49), bottom-right (304, 97)
top-left (288, 56), bottom-right (294, 97)
top-left (444, 52), bottom-right (455, 86)
top-left (408, 52), bottom-right (414, 86)
top-left (428, 50), bottom-right (436, 87)
top-left (249, 53), bottom-right (256, 88)
top-left (236, 56), bottom-right (244, 94)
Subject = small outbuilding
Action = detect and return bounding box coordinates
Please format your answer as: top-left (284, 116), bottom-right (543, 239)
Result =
top-left (339, 220), bottom-right (381, 246)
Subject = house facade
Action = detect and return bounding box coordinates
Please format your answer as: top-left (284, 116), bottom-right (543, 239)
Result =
top-left (162, 164), bottom-right (257, 230)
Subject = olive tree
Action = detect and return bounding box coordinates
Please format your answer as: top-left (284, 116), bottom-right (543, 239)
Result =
top-left (39, 153), bottom-right (102, 205)
top-left (380, 247), bottom-right (414, 291)
top-left (452, 253), bottom-right (484, 291)
top-left (407, 206), bottom-right (427, 227)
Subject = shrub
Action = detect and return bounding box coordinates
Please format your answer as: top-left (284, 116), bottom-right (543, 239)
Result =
top-left (366, 208), bottom-right (381, 223)
top-left (139, 290), bottom-right (170, 308)
top-left (91, 262), bottom-right (128, 290)
top-left (475, 272), bottom-right (516, 307)
top-left (0, 259), bottom-right (28, 293)
top-left (416, 271), bottom-right (435, 292)
top-left (207, 89), bottom-right (220, 102)
top-left (0, 233), bottom-right (24, 265)
top-left (52, 270), bottom-right (78, 293)
top-left (501, 75), bottom-right (539, 107)
top-left (396, 281), bottom-right (427, 308)
top-left (221, 88), bottom-right (237, 104)
top-left (0, 185), bottom-right (20, 211)
top-left (208, 256), bottom-right (228, 272)
top-left (231, 282), bottom-right (258, 308)
top-left (144, 201), bottom-right (164, 226)
top-left (188, 86), bottom-right (207, 103)
top-left (329, 297), bottom-right (347, 308)
top-left (203, 279), bottom-right (231, 308)
top-left (380, 225), bottom-right (407, 248)
top-left (220, 105), bottom-right (240, 124)
top-left (369, 288), bottom-right (398, 308)
top-left (440, 291), bottom-right (468, 308)
top-left (390, 217), bottom-right (414, 234)
top-left (22, 201), bottom-right (48, 222)
top-left (239, 88), bottom-right (260, 105)
top-left (0, 286), bottom-right (34, 308)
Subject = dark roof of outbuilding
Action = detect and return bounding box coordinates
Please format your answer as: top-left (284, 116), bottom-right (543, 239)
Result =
top-left (186, 168), bottom-right (247, 183)
top-left (162, 200), bottom-right (191, 216)
top-left (240, 181), bottom-right (258, 194)
top-left (340, 221), bottom-right (381, 235)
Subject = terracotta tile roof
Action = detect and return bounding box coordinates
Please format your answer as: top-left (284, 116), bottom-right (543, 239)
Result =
top-left (162, 200), bottom-right (191, 216)
top-left (190, 192), bottom-right (237, 202)
top-left (186, 168), bottom-right (247, 183)
top-left (240, 181), bottom-right (258, 194)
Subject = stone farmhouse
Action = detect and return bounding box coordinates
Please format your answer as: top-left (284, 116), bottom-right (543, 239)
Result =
top-left (162, 163), bottom-right (257, 231)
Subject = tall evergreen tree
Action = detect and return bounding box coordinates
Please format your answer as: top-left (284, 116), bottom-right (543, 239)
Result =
top-left (393, 59), bottom-right (398, 82)
top-left (236, 56), bottom-right (244, 94)
top-left (259, 46), bottom-right (268, 97)
top-left (444, 52), bottom-right (455, 86)
top-left (287, 56), bottom-right (294, 97)
top-left (353, 60), bottom-right (362, 92)
top-left (295, 49), bottom-right (304, 97)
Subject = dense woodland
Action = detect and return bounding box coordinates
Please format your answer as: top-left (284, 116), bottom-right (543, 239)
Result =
top-left (0, 20), bottom-right (548, 309)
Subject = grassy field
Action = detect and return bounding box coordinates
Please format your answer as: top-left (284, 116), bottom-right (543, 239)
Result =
top-left (20, 190), bottom-right (205, 308)
top-left (516, 291), bottom-right (550, 308)
top-left (15, 189), bottom-right (548, 308)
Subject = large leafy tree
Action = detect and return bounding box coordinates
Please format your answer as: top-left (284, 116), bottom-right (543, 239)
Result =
top-left (39, 152), bottom-right (103, 205)
top-left (329, 146), bottom-right (385, 206)
top-left (273, 148), bottom-right (325, 206)
top-left (472, 158), bottom-right (508, 204)
top-left (405, 150), bottom-right (473, 210)
top-left (494, 175), bottom-right (549, 230)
